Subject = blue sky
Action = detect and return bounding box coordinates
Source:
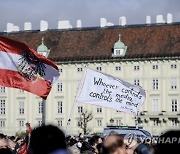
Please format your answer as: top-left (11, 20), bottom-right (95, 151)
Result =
top-left (0, 0), bottom-right (179, 32)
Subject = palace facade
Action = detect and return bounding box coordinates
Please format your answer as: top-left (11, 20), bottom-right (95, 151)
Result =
top-left (0, 22), bottom-right (180, 135)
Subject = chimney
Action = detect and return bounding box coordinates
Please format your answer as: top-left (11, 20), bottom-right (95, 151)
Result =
top-left (40, 20), bottom-right (48, 31)
top-left (100, 18), bottom-right (107, 27)
top-left (6, 23), bottom-right (19, 32)
top-left (156, 15), bottom-right (165, 24)
top-left (77, 20), bottom-right (82, 28)
top-left (24, 22), bottom-right (32, 30)
top-left (58, 20), bottom-right (72, 29)
top-left (106, 22), bottom-right (114, 26)
top-left (13, 26), bottom-right (19, 32)
top-left (119, 16), bottom-right (126, 26)
top-left (167, 13), bottom-right (173, 24)
top-left (146, 16), bottom-right (151, 24)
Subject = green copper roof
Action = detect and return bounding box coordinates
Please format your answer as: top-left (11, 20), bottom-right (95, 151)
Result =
top-left (114, 34), bottom-right (126, 49)
top-left (37, 38), bottom-right (49, 52)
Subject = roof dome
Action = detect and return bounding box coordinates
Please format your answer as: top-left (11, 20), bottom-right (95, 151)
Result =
top-left (37, 38), bottom-right (49, 52)
top-left (114, 34), bottom-right (126, 49)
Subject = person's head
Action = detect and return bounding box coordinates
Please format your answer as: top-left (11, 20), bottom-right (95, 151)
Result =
top-left (102, 134), bottom-right (127, 154)
top-left (89, 135), bottom-right (102, 147)
top-left (79, 133), bottom-right (84, 141)
top-left (15, 137), bottom-right (24, 146)
top-left (89, 135), bottom-right (102, 153)
top-left (8, 136), bottom-right (15, 142)
top-left (0, 133), bottom-right (8, 149)
top-left (80, 141), bottom-right (95, 153)
top-left (28, 125), bottom-right (67, 154)
top-left (68, 138), bottom-right (77, 146)
top-left (7, 138), bottom-right (16, 150)
top-left (155, 130), bottom-right (180, 154)
top-left (96, 143), bottom-right (102, 154)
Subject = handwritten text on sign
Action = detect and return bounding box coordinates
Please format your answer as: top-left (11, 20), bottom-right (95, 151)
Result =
top-left (76, 69), bottom-right (146, 115)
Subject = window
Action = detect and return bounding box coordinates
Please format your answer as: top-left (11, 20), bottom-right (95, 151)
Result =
top-left (152, 65), bottom-right (158, 70)
top-left (38, 101), bottom-right (43, 114)
top-left (57, 83), bottom-right (63, 92)
top-left (96, 119), bottom-right (102, 127)
top-left (97, 107), bottom-right (102, 113)
top-left (59, 68), bottom-right (63, 73)
top-left (152, 119), bottom-right (161, 126)
top-left (19, 89), bottom-right (24, 93)
top-left (171, 64), bottom-right (177, 69)
top-left (170, 119), bottom-right (179, 126)
top-left (78, 106), bottom-right (83, 113)
top-left (96, 67), bottom-right (102, 71)
top-left (113, 49), bottom-right (125, 56)
top-left (38, 120), bottom-right (42, 126)
top-left (19, 120), bottom-right (24, 127)
top-left (115, 66), bottom-right (121, 71)
top-left (0, 99), bottom-right (5, 115)
top-left (171, 99), bottom-right (178, 112)
top-left (171, 78), bottom-right (177, 89)
top-left (134, 79), bottom-right (140, 86)
top-left (19, 101), bottom-right (24, 115)
top-left (57, 101), bottom-right (63, 114)
top-left (0, 120), bottom-right (5, 127)
top-left (77, 68), bottom-right (83, 72)
top-left (152, 98), bottom-right (159, 112)
top-left (57, 120), bottom-right (63, 127)
top-left (0, 86), bottom-right (5, 93)
top-left (134, 66), bottom-right (140, 70)
top-left (115, 49), bottom-right (121, 55)
top-left (152, 79), bottom-right (159, 90)
top-left (77, 120), bottom-right (83, 127)
top-left (116, 119), bottom-right (122, 126)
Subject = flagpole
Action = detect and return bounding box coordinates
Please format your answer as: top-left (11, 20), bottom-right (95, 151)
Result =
top-left (135, 111), bottom-right (139, 129)
top-left (65, 100), bottom-right (77, 134)
top-left (65, 68), bottom-right (86, 134)
top-left (42, 99), bottom-right (46, 126)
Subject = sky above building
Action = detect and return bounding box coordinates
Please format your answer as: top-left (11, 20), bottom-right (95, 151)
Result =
top-left (0, 0), bottom-right (180, 32)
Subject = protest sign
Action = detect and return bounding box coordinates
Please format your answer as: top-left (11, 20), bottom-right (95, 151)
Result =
top-left (76, 68), bottom-right (146, 115)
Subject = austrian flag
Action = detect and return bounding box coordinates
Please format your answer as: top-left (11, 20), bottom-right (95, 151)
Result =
top-left (0, 36), bottom-right (60, 99)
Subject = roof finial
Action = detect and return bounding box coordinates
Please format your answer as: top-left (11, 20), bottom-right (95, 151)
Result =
top-left (119, 34), bottom-right (121, 41)
top-left (41, 37), bottom-right (44, 44)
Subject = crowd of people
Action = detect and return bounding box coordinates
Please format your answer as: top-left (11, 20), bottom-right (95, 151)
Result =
top-left (0, 133), bottom-right (24, 153)
top-left (0, 124), bottom-right (179, 154)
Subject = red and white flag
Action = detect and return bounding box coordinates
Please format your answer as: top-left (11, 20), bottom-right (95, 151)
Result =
top-left (0, 36), bottom-right (60, 99)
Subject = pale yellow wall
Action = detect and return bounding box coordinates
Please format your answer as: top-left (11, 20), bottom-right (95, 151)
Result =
top-left (0, 60), bottom-right (179, 136)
